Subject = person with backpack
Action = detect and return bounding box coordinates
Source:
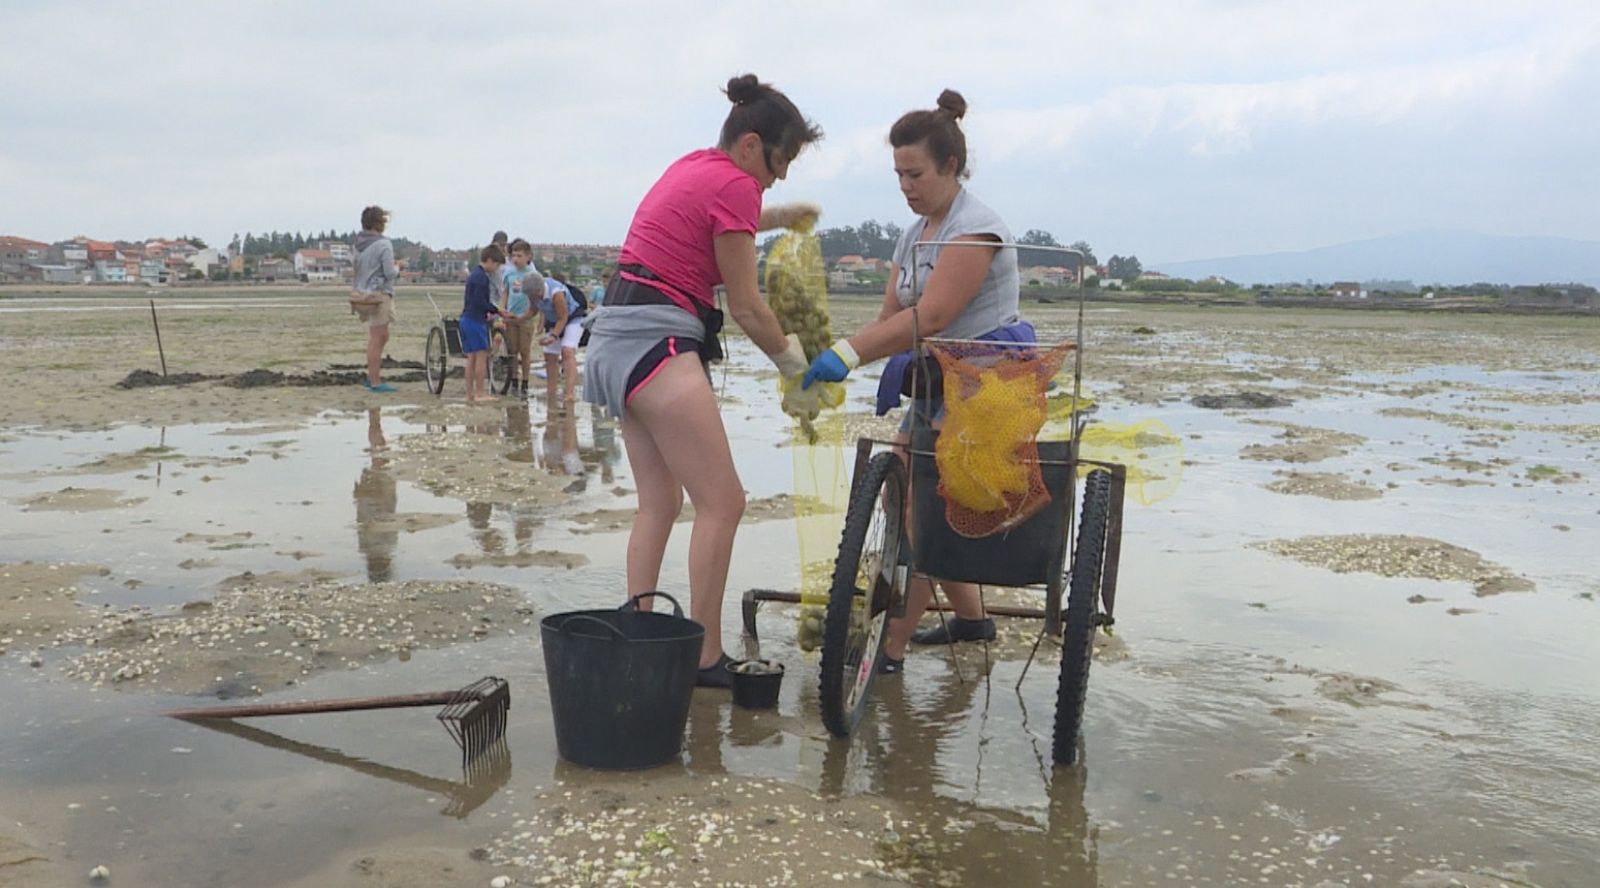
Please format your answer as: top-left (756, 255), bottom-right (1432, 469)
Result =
top-left (538, 273), bottom-right (585, 408)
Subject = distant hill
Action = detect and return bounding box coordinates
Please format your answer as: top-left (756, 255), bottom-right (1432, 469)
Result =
top-left (1152, 231), bottom-right (1600, 287)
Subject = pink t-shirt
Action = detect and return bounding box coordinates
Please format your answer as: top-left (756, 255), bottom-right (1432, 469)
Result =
top-left (618, 148), bottom-right (761, 312)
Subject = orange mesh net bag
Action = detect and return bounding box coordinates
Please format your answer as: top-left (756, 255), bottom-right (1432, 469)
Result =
top-left (930, 340), bottom-right (1075, 538)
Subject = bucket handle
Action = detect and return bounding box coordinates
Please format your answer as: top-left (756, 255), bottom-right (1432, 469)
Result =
top-left (622, 591), bottom-right (685, 618)
top-left (557, 614), bottom-right (630, 641)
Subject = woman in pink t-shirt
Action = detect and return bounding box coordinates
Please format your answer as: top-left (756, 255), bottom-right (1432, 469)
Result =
top-left (583, 74), bottom-right (821, 687)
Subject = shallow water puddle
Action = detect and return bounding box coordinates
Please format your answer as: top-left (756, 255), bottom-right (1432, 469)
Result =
top-left (2, 335), bottom-right (1599, 885)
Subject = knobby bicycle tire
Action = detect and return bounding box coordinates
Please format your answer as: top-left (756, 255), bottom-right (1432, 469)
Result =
top-left (489, 340), bottom-right (512, 395)
top-left (1053, 469), bottom-right (1113, 765)
top-left (425, 326), bottom-right (447, 395)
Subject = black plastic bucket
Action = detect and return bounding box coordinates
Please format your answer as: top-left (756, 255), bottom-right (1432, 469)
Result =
top-left (541, 592), bottom-right (703, 770)
top-left (908, 428), bottom-right (1074, 587)
top-left (729, 660), bottom-right (784, 710)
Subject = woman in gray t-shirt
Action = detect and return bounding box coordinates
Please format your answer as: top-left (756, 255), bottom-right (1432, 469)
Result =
top-left (802, 89), bottom-right (1034, 672)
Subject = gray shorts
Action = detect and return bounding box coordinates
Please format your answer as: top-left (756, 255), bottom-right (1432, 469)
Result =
top-left (581, 305), bottom-right (706, 420)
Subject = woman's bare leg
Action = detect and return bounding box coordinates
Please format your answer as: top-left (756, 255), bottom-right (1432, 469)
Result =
top-left (883, 427), bottom-right (987, 660)
top-left (366, 323), bottom-right (389, 386)
top-left (624, 354), bottom-right (745, 668)
top-left (620, 414), bottom-right (683, 608)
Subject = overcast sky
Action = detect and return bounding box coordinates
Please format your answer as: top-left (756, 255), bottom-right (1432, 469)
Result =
top-left (2, 1), bottom-right (1595, 263)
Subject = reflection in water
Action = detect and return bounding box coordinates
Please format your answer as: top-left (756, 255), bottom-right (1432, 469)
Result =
top-left (352, 408), bottom-right (398, 581)
top-left (189, 718), bottom-right (512, 818)
top-left (466, 501), bottom-right (504, 554)
top-left (668, 671), bottom-right (1099, 885)
top-left (542, 411), bottom-right (585, 492)
top-left (589, 406), bottom-right (621, 485)
top-left (815, 671), bottom-right (1099, 886)
top-left (155, 425), bottom-right (167, 488)
top-left (503, 402), bottom-right (533, 442)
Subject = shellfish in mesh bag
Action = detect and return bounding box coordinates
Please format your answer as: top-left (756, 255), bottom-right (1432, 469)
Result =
top-left (764, 228), bottom-right (845, 440)
top-left (931, 340), bottom-right (1075, 538)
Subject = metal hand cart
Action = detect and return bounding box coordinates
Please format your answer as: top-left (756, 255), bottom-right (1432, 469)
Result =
top-left (423, 292), bottom-right (513, 397)
top-left (741, 243), bottom-right (1127, 766)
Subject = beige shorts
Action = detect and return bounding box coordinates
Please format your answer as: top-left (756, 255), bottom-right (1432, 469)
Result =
top-left (504, 319), bottom-right (536, 359)
top-left (350, 293), bottom-right (396, 328)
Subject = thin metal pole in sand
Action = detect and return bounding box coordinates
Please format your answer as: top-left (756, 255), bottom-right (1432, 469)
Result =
top-left (148, 299), bottom-right (167, 377)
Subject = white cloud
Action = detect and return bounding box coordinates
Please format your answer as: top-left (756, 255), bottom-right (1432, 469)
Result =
top-left (1, 0), bottom-right (1596, 258)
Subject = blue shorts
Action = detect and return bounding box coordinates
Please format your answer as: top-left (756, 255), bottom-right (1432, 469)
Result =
top-left (458, 315), bottom-right (490, 354)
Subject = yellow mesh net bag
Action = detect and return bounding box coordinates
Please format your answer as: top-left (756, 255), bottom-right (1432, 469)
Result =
top-left (790, 412), bottom-right (849, 651)
top-left (762, 226), bottom-right (851, 649)
top-left (931, 340), bottom-right (1075, 537)
top-left (1036, 376), bottom-right (1186, 507)
top-left (765, 227), bottom-right (845, 443)
top-left (1078, 420), bottom-right (1185, 506)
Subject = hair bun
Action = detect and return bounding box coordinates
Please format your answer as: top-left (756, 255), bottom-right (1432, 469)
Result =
top-left (935, 89), bottom-right (967, 121)
top-left (726, 73), bottom-right (763, 105)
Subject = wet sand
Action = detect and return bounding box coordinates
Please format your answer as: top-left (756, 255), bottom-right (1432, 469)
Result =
top-left (2, 287), bottom-right (1598, 886)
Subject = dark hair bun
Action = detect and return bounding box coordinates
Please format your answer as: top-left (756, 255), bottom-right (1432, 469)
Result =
top-left (936, 89), bottom-right (967, 121)
top-left (726, 73), bottom-right (763, 105)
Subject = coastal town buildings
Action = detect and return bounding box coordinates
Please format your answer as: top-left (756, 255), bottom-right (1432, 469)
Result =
top-left (0, 234), bottom-right (234, 284)
top-left (292, 248), bottom-right (339, 282)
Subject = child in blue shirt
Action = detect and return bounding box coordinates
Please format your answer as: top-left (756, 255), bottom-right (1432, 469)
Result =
top-left (499, 239), bottom-right (542, 396)
top-left (461, 244), bottom-right (507, 403)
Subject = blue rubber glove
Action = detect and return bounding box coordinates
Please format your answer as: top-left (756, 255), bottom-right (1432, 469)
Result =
top-left (802, 340), bottom-right (860, 389)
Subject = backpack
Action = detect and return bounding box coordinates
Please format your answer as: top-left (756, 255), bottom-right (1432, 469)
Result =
top-left (565, 280), bottom-right (589, 316)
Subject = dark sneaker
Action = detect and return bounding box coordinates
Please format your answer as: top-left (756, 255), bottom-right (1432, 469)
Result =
top-left (910, 616), bottom-right (996, 646)
top-left (696, 653), bottom-right (735, 689)
top-left (877, 655), bottom-right (904, 675)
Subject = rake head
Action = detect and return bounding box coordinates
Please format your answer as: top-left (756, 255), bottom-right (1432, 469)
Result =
top-left (436, 676), bottom-right (511, 766)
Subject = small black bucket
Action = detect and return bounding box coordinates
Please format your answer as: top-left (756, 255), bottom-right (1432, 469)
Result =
top-left (908, 428), bottom-right (1074, 587)
top-left (541, 592), bottom-right (703, 770)
top-left (729, 660), bottom-right (784, 710)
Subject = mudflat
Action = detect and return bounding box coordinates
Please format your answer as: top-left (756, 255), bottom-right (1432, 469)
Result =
top-left (1, 286), bottom-right (1597, 886)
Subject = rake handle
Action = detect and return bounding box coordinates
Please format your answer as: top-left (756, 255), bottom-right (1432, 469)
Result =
top-left (165, 690), bottom-right (463, 720)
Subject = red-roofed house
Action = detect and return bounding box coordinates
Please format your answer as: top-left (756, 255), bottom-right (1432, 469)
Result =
top-left (0, 236), bottom-right (50, 263)
top-left (85, 240), bottom-right (118, 264)
top-left (294, 248), bottom-right (339, 282)
top-left (1021, 265), bottom-right (1078, 287)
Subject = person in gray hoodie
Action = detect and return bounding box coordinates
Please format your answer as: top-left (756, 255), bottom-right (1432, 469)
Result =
top-left (352, 206), bottom-right (399, 391)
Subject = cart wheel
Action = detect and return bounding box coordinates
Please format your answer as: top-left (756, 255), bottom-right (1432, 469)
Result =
top-left (425, 326), bottom-right (448, 396)
top-left (820, 452), bottom-right (908, 737)
top-left (489, 339), bottom-right (512, 395)
top-left (1053, 468), bottom-right (1113, 765)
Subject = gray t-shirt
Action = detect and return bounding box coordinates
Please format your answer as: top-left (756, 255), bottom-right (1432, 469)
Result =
top-left (890, 188), bottom-right (1019, 340)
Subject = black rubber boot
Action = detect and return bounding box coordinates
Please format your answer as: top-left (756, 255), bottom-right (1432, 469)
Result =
top-left (910, 616), bottom-right (996, 646)
top-left (695, 653), bottom-right (735, 689)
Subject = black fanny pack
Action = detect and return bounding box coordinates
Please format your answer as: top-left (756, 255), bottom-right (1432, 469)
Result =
top-left (609, 267), bottom-right (724, 364)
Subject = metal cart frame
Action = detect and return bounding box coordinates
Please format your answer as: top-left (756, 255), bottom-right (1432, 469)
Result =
top-left (422, 291), bottom-right (513, 397)
top-left (741, 242), bottom-right (1128, 765)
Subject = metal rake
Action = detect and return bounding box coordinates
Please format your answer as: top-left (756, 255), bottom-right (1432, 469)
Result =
top-left (164, 676), bottom-right (511, 766)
